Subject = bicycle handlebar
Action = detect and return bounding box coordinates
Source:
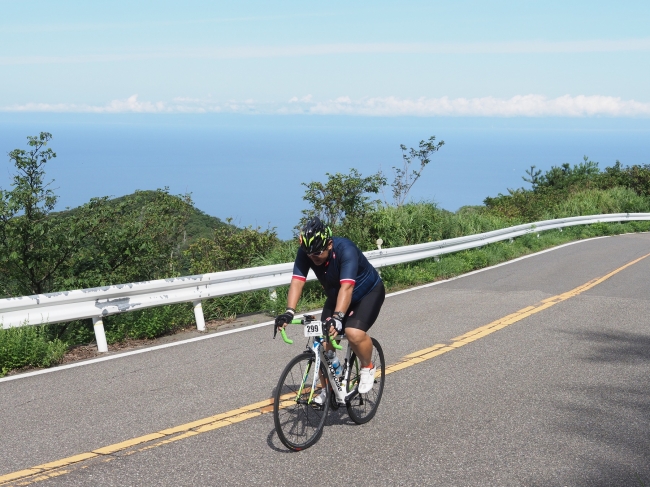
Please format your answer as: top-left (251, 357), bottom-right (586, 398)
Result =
top-left (279, 315), bottom-right (343, 350)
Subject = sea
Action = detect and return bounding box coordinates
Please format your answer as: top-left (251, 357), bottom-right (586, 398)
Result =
top-left (1, 113), bottom-right (649, 239)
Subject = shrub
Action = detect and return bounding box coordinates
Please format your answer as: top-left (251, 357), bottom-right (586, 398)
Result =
top-left (184, 222), bottom-right (279, 274)
top-left (0, 326), bottom-right (66, 376)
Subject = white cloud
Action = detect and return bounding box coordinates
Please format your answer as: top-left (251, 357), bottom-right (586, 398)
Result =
top-left (289, 94), bottom-right (313, 103)
top-left (3, 94), bottom-right (650, 117)
top-left (2, 95), bottom-right (221, 114)
top-left (2, 95), bottom-right (170, 113)
top-left (304, 95), bottom-right (650, 117)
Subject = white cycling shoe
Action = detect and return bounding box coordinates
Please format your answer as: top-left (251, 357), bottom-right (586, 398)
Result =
top-left (358, 366), bottom-right (376, 394)
top-left (312, 389), bottom-right (327, 405)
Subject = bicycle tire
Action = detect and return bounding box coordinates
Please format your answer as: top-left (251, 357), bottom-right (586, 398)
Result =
top-left (273, 352), bottom-right (330, 451)
top-left (346, 337), bottom-right (385, 424)
top-left (329, 385), bottom-right (340, 410)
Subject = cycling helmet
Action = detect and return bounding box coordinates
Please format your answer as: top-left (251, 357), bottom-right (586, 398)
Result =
top-left (299, 217), bottom-right (332, 254)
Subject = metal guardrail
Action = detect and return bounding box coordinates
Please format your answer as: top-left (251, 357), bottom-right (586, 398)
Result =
top-left (2, 213), bottom-right (649, 352)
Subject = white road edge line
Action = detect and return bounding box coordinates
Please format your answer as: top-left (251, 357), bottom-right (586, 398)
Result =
top-left (0, 235), bottom-right (613, 383)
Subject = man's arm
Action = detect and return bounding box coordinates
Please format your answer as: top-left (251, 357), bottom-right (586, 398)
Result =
top-left (334, 282), bottom-right (354, 315)
top-left (325, 282), bottom-right (354, 337)
top-left (287, 278), bottom-right (306, 310)
top-left (275, 278), bottom-right (306, 333)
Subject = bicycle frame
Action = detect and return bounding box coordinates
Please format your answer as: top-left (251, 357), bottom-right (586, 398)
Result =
top-left (277, 315), bottom-right (360, 406)
top-left (310, 335), bottom-right (360, 406)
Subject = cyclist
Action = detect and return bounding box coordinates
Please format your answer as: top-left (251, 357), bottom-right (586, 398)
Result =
top-left (275, 217), bottom-right (385, 400)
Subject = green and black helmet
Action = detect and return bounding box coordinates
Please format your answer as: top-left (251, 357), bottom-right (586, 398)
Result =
top-left (299, 217), bottom-right (332, 255)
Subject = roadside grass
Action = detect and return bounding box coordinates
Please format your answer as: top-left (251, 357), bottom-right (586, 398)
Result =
top-left (3, 219), bottom-right (649, 377)
top-left (0, 326), bottom-right (67, 376)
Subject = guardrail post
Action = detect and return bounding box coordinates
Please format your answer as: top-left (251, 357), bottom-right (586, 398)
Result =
top-left (376, 239), bottom-right (384, 276)
top-left (193, 300), bottom-right (206, 332)
top-left (269, 287), bottom-right (277, 301)
top-left (92, 316), bottom-right (109, 353)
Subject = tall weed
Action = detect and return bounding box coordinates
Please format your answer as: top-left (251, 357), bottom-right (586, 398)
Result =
top-left (342, 202), bottom-right (513, 250)
top-left (554, 187), bottom-right (650, 217)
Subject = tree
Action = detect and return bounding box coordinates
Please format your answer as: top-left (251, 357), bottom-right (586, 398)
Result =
top-left (391, 136), bottom-right (444, 207)
top-left (0, 133), bottom-right (193, 297)
top-left (522, 165), bottom-right (542, 190)
top-left (0, 132), bottom-right (95, 296)
top-left (523, 156), bottom-right (600, 192)
top-left (300, 168), bottom-right (386, 228)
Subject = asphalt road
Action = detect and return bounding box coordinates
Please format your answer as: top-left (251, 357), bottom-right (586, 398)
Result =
top-left (2, 233), bottom-right (650, 486)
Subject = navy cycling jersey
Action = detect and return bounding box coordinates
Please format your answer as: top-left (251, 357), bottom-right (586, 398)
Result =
top-left (292, 237), bottom-right (382, 304)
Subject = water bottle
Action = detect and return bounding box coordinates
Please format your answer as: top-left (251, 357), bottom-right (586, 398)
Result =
top-left (325, 350), bottom-right (341, 376)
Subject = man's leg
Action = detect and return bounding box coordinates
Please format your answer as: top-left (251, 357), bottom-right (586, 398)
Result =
top-left (345, 328), bottom-right (373, 367)
top-left (343, 281), bottom-right (385, 373)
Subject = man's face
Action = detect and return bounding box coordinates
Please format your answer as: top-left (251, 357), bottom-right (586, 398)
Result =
top-left (307, 241), bottom-right (332, 265)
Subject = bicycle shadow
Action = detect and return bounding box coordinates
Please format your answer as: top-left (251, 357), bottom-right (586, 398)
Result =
top-left (265, 409), bottom-right (360, 453)
top-left (266, 383), bottom-right (360, 452)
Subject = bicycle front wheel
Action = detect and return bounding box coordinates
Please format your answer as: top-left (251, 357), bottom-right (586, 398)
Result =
top-left (346, 337), bottom-right (385, 424)
top-left (273, 352), bottom-right (330, 451)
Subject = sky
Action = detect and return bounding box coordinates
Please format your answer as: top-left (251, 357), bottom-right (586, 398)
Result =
top-left (1, 0), bottom-right (649, 116)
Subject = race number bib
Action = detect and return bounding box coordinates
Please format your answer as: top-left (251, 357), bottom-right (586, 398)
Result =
top-left (304, 321), bottom-right (323, 337)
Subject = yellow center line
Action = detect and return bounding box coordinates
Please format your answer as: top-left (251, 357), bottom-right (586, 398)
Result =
top-left (2, 251), bottom-right (648, 486)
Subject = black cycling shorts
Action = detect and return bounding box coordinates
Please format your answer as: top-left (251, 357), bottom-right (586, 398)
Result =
top-left (322, 280), bottom-right (385, 333)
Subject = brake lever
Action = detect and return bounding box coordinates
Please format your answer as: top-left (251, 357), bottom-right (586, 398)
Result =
top-left (321, 319), bottom-right (330, 341)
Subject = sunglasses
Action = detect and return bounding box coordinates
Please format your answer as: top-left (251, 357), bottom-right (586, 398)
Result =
top-left (308, 248), bottom-right (328, 257)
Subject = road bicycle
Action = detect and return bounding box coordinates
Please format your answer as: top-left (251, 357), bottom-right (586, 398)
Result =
top-left (272, 314), bottom-right (385, 451)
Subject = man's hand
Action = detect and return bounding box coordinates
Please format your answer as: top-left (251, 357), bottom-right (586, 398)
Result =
top-left (273, 309), bottom-right (294, 338)
top-left (324, 316), bottom-right (343, 336)
top-left (275, 311), bottom-right (294, 328)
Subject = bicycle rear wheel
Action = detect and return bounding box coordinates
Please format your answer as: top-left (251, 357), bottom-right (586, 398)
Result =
top-left (346, 337), bottom-right (385, 424)
top-left (273, 352), bottom-right (330, 451)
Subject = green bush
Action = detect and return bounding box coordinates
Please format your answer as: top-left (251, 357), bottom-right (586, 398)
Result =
top-left (596, 161), bottom-right (650, 196)
top-left (0, 326), bottom-right (66, 376)
top-left (103, 305), bottom-right (194, 342)
top-left (486, 158), bottom-right (650, 222)
top-left (184, 222), bottom-right (279, 273)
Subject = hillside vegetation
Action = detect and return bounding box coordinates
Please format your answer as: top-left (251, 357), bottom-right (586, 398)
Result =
top-left (2, 133), bottom-right (650, 376)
